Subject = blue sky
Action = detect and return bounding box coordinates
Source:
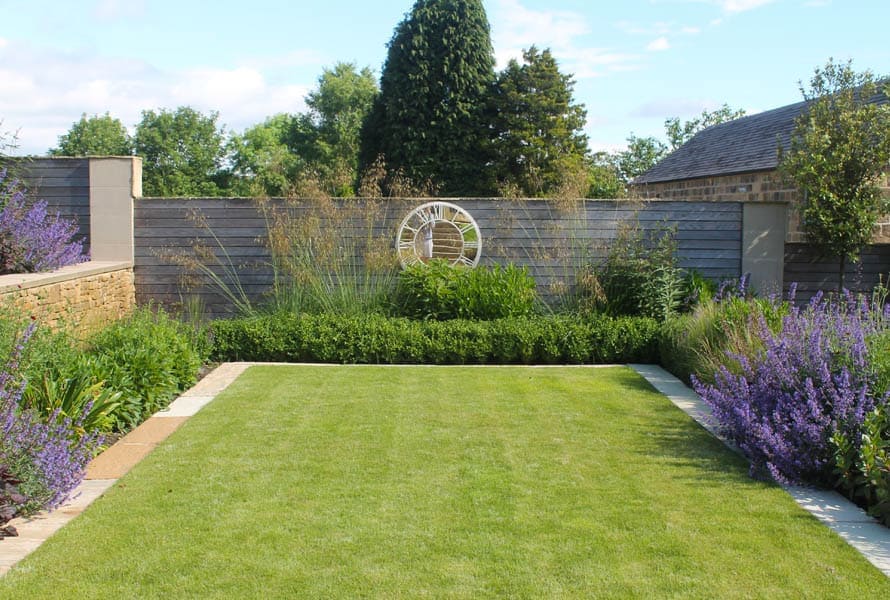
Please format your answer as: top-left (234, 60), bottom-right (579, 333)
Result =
top-left (1, 0), bottom-right (887, 156)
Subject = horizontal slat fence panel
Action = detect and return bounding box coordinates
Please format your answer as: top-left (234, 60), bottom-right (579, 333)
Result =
top-left (17, 159), bottom-right (91, 249)
top-left (135, 197), bottom-right (744, 317)
top-left (784, 243), bottom-right (890, 303)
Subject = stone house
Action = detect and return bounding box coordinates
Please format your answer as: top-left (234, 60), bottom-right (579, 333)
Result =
top-left (631, 95), bottom-right (890, 299)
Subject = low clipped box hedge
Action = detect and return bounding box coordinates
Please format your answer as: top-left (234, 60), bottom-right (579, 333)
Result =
top-left (210, 313), bottom-right (659, 365)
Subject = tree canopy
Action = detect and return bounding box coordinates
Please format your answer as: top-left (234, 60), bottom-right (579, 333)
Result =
top-left (615, 134), bottom-right (668, 183)
top-left (664, 104), bottom-right (746, 151)
top-left (360, 0), bottom-right (496, 195)
top-left (488, 47), bottom-right (589, 197)
top-left (227, 114), bottom-right (304, 197)
top-left (50, 113), bottom-right (133, 157)
top-left (134, 107), bottom-right (227, 197)
top-left (779, 59), bottom-right (890, 289)
top-left (294, 63), bottom-right (379, 196)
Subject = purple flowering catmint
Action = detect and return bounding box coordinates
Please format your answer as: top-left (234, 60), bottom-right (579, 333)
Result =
top-left (0, 323), bottom-right (103, 526)
top-left (693, 291), bottom-right (888, 485)
top-left (715, 273), bottom-right (752, 303)
top-left (0, 169), bottom-right (87, 274)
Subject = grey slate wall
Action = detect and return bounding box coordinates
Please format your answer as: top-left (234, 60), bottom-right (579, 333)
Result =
top-left (784, 243), bottom-right (890, 303)
top-left (135, 197), bottom-right (743, 316)
top-left (17, 158), bottom-right (92, 251)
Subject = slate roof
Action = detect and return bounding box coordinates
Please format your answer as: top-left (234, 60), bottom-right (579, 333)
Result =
top-left (633, 89), bottom-right (888, 185)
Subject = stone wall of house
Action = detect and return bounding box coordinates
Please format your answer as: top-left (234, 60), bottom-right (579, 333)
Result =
top-left (0, 264), bottom-right (135, 331)
top-left (633, 169), bottom-right (890, 244)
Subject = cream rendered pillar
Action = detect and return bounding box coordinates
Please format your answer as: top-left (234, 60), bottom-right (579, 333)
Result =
top-left (88, 157), bottom-right (141, 263)
top-left (742, 202), bottom-right (786, 297)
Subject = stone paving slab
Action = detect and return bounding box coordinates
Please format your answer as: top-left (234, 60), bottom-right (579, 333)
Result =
top-left (117, 416), bottom-right (188, 444)
top-left (85, 442), bottom-right (157, 480)
top-left (157, 395), bottom-right (216, 417)
top-left (85, 417), bottom-right (188, 480)
top-left (629, 363), bottom-right (890, 577)
top-left (179, 362), bottom-right (250, 397)
top-left (1, 479), bottom-right (116, 572)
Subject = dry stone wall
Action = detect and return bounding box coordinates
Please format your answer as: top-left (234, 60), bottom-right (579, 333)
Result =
top-left (0, 265), bottom-right (135, 330)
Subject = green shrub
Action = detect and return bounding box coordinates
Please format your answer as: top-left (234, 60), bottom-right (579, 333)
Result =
top-left (394, 260), bottom-right (537, 320)
top-left (211, 312), bottom-right (659, 365)
top-left (86, 306), bottom-right (209, 427)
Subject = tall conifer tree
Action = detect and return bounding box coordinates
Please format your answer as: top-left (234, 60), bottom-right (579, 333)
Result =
top-left (360, 0), bottom-right (495, 195)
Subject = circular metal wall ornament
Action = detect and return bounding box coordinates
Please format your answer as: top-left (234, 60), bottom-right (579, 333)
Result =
top-left (396, 201), bottom-right (482, 268)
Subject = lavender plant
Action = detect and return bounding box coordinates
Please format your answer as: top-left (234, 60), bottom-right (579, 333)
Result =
top-left (693, 291), bottom-right (889, 485)
top-left (0, 169), bottom-right (87, 275)
top-left (0, 324), bottom-right (102, 536)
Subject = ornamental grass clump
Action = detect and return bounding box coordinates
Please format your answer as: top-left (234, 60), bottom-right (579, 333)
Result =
top-left (693, 291), bottom-right (889, 485)
top-left (0, 169), bottom-right (87, 274)
top-left (0, 324), bottom-right (102, 536)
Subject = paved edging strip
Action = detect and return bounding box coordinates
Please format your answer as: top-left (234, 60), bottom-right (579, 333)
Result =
top-left (629, 363), bottom-right (890, 577)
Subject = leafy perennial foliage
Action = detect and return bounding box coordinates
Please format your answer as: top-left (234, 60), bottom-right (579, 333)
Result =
top-left (693, 291), bottom-right (889, 485)
top-left (394, 260), bottom-right (537, 321)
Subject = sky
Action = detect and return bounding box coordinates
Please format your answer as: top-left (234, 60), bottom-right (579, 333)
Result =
top-left (1, 0), bottom-right (887, 156)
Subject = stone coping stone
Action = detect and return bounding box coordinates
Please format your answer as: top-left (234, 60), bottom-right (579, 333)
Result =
top-left (0, 261), bottom-right (133, 293)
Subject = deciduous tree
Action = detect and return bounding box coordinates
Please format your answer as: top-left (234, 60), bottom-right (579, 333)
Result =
top-left (50, 113), bottom-right (133, 157)
top-left (294, 63), bottom-right (378, 196)
top-left (616, 134), bottom-right (668, 183)
top-left (586, 152), bottom-right (625, 198)
top-left (664, 104), bottom-right (746, 151)
top-left (134, 107), bottom-right (227, 196)
top-left (779, 59), bottom-right (890, 290)
top-left (227, 114), bottom-right (303, 197)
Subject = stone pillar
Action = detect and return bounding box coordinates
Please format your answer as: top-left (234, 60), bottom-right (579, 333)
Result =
top-left (742, 202), bottom-right (786, 296)
top-left (88, 157), bottom-right (141, 263)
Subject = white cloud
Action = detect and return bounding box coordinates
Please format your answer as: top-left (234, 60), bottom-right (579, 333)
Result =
top-left (719, 0), bottom-right (776, 13)
top-left (492, 0), bottom-right (639, 78)
top-left (493, 0), bottom-right (589, 55)
top-left (646, 37), bottom-right (671, 52)
top-left (0, 37), bottom-right (8, 49)
top-left (0, 41), bottom-right (312, 155)
top-left (242, 49), bottom-right (329, 72)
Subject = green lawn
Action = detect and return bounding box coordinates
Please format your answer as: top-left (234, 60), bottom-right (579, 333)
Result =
top-left (3, 365), bottom-right (887, 598)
